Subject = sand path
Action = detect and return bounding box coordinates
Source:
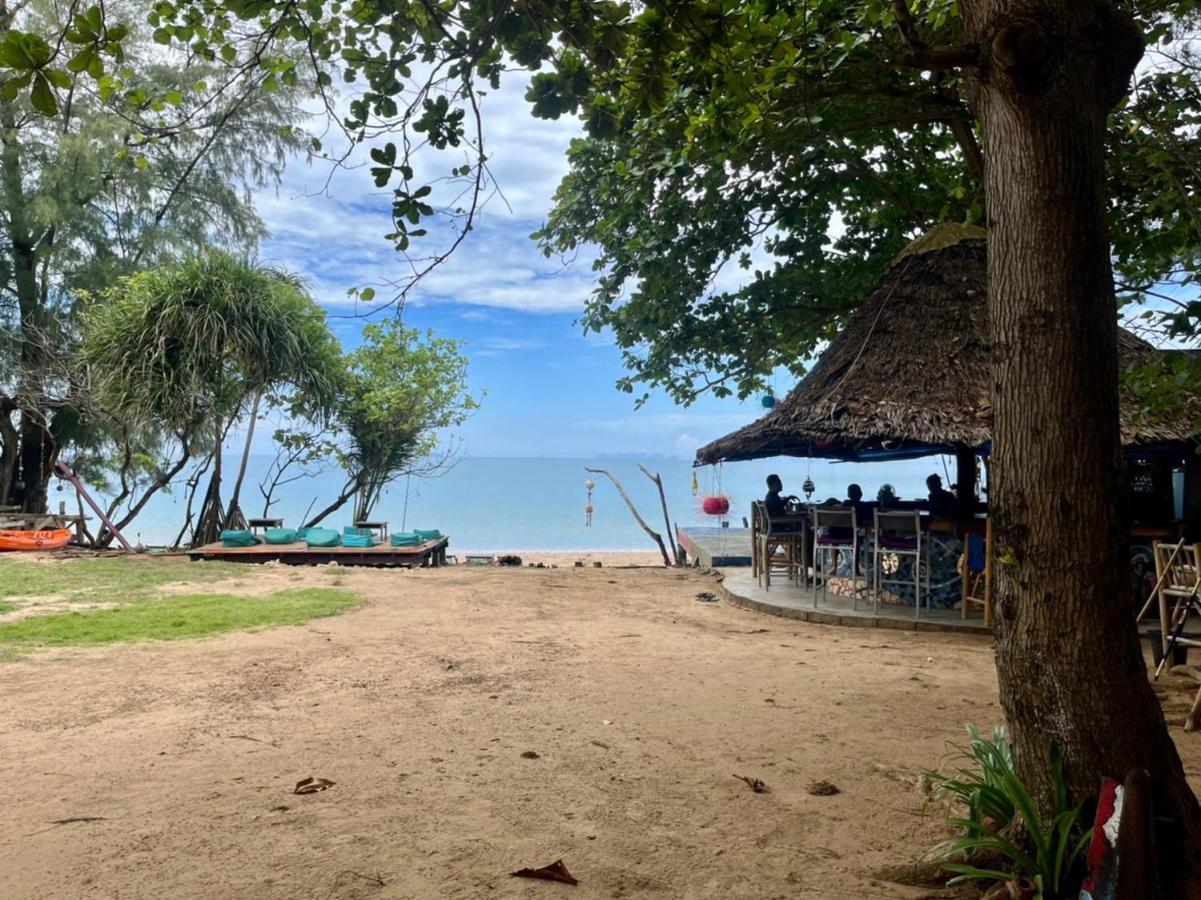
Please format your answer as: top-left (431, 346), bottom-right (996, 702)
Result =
top-left (1, 562), bottom-right (1197, 899)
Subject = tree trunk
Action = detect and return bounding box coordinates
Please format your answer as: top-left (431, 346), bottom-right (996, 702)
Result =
top-left (962, 0), bottom-right (1201, 892)
top-left (225, 389), bottom-right (262, 530)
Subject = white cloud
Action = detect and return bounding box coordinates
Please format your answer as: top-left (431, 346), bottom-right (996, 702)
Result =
top-left (253, 72), bottom-right (591, 315)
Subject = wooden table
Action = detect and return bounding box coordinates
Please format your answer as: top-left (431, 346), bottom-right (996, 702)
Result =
top-left (246, 517), bottom-right (283, 535)
top-left (354, 520), bottom-right (389, 541)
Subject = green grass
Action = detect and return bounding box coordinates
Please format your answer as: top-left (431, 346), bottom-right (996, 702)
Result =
top-left (0, 556), bottom-right (244, 600)
top-left (0, 601), bottom-right (15, 615)
top-left (0, 588), bottom-right (360, 649)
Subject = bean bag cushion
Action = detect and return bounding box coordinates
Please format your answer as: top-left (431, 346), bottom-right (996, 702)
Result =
top-left (305, 527), bottom-right (341, 548)
top-left (220, 530), bottom-right (259, 548)
top-left (390, 531), bottom-right (421, 547)
top-left (264, 528), bottom-right (299, 544)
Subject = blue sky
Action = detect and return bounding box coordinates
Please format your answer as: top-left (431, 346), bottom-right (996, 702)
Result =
top-left (247, 77), bottom-right (766, 459)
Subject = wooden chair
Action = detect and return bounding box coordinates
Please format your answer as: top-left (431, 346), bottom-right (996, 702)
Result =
top-left (961, 518), bottom-right (992, 625)
top-left (812, 505), bottom-right (859, 607)
top-left (873, 509), bottom-right (929, 618)
top-left (753, 501), bottom-right (806, 591)
top-left (1155, 541), bottom-right (1201, 660)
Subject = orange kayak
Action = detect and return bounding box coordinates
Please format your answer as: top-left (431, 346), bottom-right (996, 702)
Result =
top-left (0, 529), bottom-right (72, 551)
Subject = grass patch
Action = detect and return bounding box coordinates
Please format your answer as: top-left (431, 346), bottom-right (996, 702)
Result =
top-left (0, 588), bottom-right (359, 649)
top-left (0, 556), bottom-right (245, 600)
top-left (0, 600), bottom-right (16, 615)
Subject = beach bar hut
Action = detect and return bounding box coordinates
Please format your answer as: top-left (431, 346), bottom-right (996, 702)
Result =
top-left (696, 224), bottom-right (1201, 544)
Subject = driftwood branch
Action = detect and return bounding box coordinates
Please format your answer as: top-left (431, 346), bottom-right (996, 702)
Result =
top-left (585, 467), bottom-right (671, 567)
top-left (638, 464), bottom-right (679, 563)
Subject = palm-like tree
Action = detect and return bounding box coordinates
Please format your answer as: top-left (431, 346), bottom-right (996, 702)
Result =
top-left (82, 252), bottom-right (342, 545)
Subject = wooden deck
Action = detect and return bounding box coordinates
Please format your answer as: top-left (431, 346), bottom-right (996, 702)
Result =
top-left (187, 537), bottom-right (449, 568)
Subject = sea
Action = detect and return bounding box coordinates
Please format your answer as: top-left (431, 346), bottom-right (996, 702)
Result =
top-left (77, 455), bottom-right (952, 551)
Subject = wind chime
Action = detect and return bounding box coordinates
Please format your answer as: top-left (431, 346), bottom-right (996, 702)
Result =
top-left (584, 477), bottom-right (595, 527)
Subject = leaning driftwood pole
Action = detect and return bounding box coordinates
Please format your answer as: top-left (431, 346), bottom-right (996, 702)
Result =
top-left (638, 464), bottom-right (679, 563)
top-left (585, 467), bottom-right (672, 567)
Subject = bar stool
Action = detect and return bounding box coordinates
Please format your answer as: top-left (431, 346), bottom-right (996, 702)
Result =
top-left (753, 501), bottom-right (806, 590)
top-left (812, 506), bottom-right (859, 607)
top-left (873, 509), bottom-right (929, 618)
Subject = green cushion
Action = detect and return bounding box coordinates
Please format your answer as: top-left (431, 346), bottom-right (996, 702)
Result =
top-left (220, 530), bottom-right (259, 548)
top-left (264, 528), bottom-right (298, 544)
top-left (342, 532), bottom-right (378, 548)
top-left (414, 529), bottom-right (442, 541)
top-left (390, 531), bottom-right (420, 546)
top-left (304, 527), bottom-right (341, 548)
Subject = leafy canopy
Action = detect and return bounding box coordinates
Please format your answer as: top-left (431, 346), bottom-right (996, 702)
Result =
top-left (13, 0), bottom-right (1199, 406)
top-left (80, 252), bottom-right (343, 431)
top-left (339, 320), bottom-right (479, 520)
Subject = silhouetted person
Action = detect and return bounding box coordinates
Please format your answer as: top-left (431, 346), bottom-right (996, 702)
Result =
top-left (764, 474), bottom-right (798, 519)
top-left (927, 474), bottom-right (958, 519)
top-left (846, 483), bottom-right (873, 524)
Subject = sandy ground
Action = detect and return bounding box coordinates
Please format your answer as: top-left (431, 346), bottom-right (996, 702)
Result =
top-left (3, 560), bottom-right (1201, 900)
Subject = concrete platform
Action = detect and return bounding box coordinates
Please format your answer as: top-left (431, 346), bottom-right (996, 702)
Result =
top-left (717, 568), bottom-right (992, 635)
top-left (676, 526), bottom-right (752, 567)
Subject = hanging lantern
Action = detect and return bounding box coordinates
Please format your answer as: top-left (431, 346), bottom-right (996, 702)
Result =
top-left (803, 477), bottom-right (815, 502)
top-left (585, 478), bottom-right (596, 493)
top-left (584, 477), bottom-right (596, 527)
top-left (701, 495), bottom-right (730, 516)
top-left (761, 394), bottom-right (776, 409)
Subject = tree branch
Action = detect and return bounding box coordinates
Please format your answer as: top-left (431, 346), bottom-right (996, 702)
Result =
top-left (898, 44), bottom-right (980, 71)
top-left (586, 467), bottom-right (671, 567)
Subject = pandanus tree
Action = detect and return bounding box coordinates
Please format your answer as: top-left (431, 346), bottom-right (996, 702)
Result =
top-left (80, 252), bottom-right (342, 545)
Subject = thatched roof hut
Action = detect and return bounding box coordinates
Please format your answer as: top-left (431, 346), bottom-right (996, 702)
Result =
top-left (696, 224), bottom-right (1198, 466)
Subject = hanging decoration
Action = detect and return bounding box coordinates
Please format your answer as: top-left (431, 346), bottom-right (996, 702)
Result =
top-left (803, 477), bottom-right (815, 503)
top-left (691, 469), bottom-right (699, 496)
top-left (761, 394), bottom-right (776, 409)
top-left (696, 463), bottom-right (731, 520)
top-left (585, 477), bottom-right (596, 527)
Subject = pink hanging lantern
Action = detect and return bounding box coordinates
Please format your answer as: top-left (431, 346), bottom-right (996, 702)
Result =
top-left (701, 495), bottom-right (730, 516)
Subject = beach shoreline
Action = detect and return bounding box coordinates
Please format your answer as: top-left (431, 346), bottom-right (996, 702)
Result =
top-left (451, 549), bottom-right (669, 567)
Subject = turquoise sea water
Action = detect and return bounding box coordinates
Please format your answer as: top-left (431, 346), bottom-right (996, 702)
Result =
top-left (79, 455), bottom-right (951, 551)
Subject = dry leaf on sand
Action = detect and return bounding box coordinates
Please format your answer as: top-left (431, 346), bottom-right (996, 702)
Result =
top-left (510, 859), bottom-right (578, 885)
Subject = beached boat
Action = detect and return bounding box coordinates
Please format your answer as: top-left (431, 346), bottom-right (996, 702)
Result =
top-left (0, 528), bottom-right (72, 551)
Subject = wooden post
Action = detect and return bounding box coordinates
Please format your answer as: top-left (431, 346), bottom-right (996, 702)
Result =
top-left (954, 447), bottom-right (977, 523)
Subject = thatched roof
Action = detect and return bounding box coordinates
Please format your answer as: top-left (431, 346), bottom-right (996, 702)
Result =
top-left (696, 224), bottom-right (1198, 465)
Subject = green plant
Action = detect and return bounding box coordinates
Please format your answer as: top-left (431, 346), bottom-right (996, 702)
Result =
top-left (929, 739), bottom-right (1092, 900)
top-left (926, 724), bottom-right (1017, 842)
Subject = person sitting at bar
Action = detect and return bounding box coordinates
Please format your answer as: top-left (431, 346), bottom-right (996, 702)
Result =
top-left (765, 474), bottom-right (798, 518)
top-left (846, 483), bottom-right (873, 524)
top-left (927, 474), bottom-right (958, 519)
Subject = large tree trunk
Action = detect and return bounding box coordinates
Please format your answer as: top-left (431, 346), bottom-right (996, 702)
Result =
top-left (962, 0), bottom-right (1201, 892)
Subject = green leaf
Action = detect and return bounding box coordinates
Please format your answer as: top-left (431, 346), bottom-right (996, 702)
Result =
top-left (44, 68), bottom-right (72, 89)
top-left (30, 73), bottom-right (57, 116)
top-left (67, 47), bottom-right (95, 73)
top-left (360, 287), bottom-right (375, 302)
